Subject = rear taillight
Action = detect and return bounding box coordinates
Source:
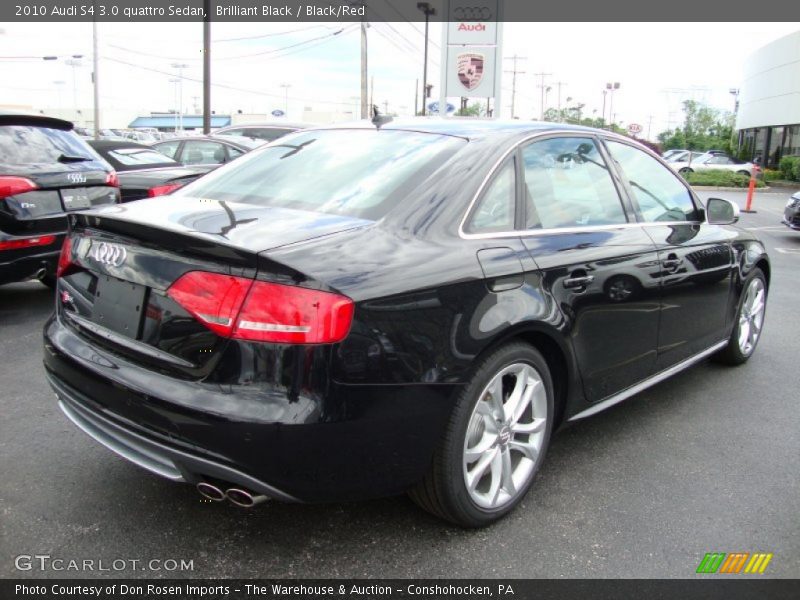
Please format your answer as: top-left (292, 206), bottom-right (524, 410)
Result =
top-left (167, 271), bottom-right (354, 344)
top-left (0, 176), bottom-right (38, 199)
top-left (57, 237), bottom-right (74, 277)
top-left (105, 171), bottom-right (119, 188)
top-left (0, 234), bottom-right (56, 252)
top-left (148, 183), bottom-right (184, 197)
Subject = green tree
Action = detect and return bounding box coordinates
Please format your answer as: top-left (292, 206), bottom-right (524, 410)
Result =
top-left (657, 100), bottom-right (734, 153)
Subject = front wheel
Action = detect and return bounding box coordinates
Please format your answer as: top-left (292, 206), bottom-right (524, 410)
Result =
top-left (715, 268), bottom-right (767, 365)
top-left (679, 167), bottom-right (693, 175)
top-left (409, 343), bottom-right (554, 527)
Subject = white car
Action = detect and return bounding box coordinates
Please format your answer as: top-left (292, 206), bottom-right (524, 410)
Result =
top-left (669, 152), bottom-right (754, 176)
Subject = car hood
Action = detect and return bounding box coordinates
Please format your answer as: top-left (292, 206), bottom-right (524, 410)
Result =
top-left (79, 196), bottom-right (374, 252)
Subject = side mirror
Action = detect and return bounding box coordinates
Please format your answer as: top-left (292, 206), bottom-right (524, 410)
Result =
top-left (706, 197), bottom-right (740, 225)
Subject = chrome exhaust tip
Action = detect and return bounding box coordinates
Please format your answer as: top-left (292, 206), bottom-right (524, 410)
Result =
top-left (35, 267), bottom-right (47, 281)
top-left (196, 481), bottom-right (226, 502)
top-left (225, 487), bottom-right (268, 508)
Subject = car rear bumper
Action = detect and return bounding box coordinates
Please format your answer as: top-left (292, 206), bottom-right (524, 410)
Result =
top-left (43, 314), bottom-right (459, 502)
top-left (0, 245), bottom-right (61, 285)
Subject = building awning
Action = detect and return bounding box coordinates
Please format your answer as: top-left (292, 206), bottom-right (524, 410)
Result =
top-left (128, 115), bottom-right (231, 129)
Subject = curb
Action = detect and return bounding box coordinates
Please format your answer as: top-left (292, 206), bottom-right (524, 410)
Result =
top-left (691, 186), bottom-right (771, 192)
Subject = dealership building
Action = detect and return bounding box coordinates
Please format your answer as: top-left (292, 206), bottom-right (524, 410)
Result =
top-left (737, 30), bottom-right (800, 168)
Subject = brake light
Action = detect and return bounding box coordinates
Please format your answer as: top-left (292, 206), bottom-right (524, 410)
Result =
top-left (147, 183), bottom-right (184, 197)
top-left (105, 171), bottom-right (119, 188)
top-left (57, 236), bottom-right (74, 277)
top-left (0, 176), bottom-right (38, 199)
top-left (167, 271), bottom-right (354, 344)
top-left (0, 234), bottom-right (56, 251)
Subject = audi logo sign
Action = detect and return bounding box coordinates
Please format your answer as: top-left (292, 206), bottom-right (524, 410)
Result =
top-left (89, 242), bottom-right (127, 267)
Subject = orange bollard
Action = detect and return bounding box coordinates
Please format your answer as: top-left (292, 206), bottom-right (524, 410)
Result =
top-left (742, 164), bottom-right (759, 213)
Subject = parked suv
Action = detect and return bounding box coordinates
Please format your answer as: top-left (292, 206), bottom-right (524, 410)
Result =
top-left (1, 112), bottom-right (120, 287)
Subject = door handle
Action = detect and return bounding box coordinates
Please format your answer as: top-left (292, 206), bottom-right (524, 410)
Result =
top-left (662, 257), bottom-right (684, 271)
top-left (563, 275), bottom-right (595, 289)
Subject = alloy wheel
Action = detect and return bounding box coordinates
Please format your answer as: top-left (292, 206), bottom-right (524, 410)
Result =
top-left (462, 363), bottom-right (548, 509)
top-left (738, 277), bottom-right (765, 356)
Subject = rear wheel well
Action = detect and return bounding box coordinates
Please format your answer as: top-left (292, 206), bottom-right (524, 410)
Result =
top-left (504, 331), bottom-right (570, 427)
top-left (755, 259), bottom-right (770, 288)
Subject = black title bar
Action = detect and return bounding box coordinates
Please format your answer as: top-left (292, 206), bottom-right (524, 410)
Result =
top-left (3, 0), bottom-right (800, 22)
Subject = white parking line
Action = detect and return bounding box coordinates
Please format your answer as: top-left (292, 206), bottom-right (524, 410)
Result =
top-left (747, 226), bottom-right (788, 231)
top-left (774, 247), bottom-right (800, 255)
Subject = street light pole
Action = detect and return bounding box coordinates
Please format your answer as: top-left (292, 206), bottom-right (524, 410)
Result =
top-left (417, 2), bottom-right (435, 116)
top-left (606, 81), bottom-right (620, 130)
top-left (280, 83), bottom-right (291, 115)
top-left (171, 63), bottom-right (189, 131)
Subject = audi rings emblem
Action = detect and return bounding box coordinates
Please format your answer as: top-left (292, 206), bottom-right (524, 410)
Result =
top-left (89, 242), bottom-right (127, 267)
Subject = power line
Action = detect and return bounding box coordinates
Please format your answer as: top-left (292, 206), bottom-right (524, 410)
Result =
top-left (214, 26), bottom-right (356, 60)
top-left (215, 25), bottom-right (339, 42)
top-left (533, 72), bottom-right (552, 120)
top-left (503, 55), bottom-right (526, 119)
top-left (101, 55), bottom-right (356, 107)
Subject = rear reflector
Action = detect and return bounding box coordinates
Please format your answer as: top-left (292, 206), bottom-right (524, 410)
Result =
top-left (167, 271), bottom-right (354, 344)
top-left (0, 176), bottom-right (38, 200)
top-left (148, 183), bottom-right (184, 197)
top-left (0, 234), bottom-right (57, 252)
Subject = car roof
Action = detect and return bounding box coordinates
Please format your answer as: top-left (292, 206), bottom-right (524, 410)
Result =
top-left (159, 135), bottom-right (252, 150)
top-left (309, 118), bottom-right (603, 141)
top-left (216, 121), bottom-right (313, 131)
top-left (0, 110), bottom-right (73, 131)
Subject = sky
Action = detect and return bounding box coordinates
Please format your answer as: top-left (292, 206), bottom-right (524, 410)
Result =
top-left (1, 20), bottom-right (798, 138)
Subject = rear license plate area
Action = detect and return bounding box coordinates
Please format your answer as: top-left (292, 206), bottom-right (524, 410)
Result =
top-left (61, 187), bottom-right (91, 210)
top-left (92, 276), bottom-right (147, 338)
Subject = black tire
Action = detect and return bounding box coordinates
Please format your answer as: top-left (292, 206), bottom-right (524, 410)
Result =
top-left (714, 268), bottom-right (767, 365)
top-left (679, 167), bottom-right (693, 175)
top-left (409, 342), bottom-right (554, 527)
top-left (736, 170), bottom-right (751, 177)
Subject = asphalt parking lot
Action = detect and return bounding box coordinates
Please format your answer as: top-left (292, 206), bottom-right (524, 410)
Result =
top-left (1, 189), bottom-right (798, 579)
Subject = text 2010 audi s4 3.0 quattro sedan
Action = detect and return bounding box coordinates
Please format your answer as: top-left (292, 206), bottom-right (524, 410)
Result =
top-left (43, 120), bottom-right (770, 527)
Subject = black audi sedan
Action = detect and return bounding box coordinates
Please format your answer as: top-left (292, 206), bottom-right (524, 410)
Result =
top-left (88, 140), bottom-right (214, 202)
top-left (43, 120), bottom-right (769, 526)
top-left (1, 112), bottom-right (120, 287)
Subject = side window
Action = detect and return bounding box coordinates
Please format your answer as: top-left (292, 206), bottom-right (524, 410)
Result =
top-left (606, 140), bottom-right (698, 222)
top-left (465, 159), bottom-right (516, 233)
top-left (227, 145), bottom-right (245, 160)
top-left (521, 137), bottom-right (627, 229)
top-left (182, 141), bottom-right (226, 165)
top-left (155, 140), bottom-right (180, 159)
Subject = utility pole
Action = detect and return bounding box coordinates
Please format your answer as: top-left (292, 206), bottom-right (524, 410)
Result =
top-left (91, 13), bottom-right (100, 138)
top-left (414, 78), bottom-right (418, 116)
top-left (503, 55), bottom-right (526, 119)
top-left (646, 114), bottom-right (654, 140)
top-left (555, 81), bottom-right (567, 121)
top-left (417, 2), bottom-right (435, 116)
top-left (370, 75), bottom-right (374, 115)
top-left (202, 0), bottom-right (211, 135)
top-left (534, 72), bottom-right (552, 120)
top-left (360, 21), bottom-right (368, 119)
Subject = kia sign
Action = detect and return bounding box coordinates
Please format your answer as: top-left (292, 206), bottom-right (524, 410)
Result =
top-left (427, 101), bottom-right (457, 115)
top-left (627, 123), bottom-right (643, 135)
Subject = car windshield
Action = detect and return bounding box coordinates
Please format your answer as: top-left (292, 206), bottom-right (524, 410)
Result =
top-left (175, 129), bottom-right (466, 220)
top-left (0, 125), bottom-right (96, 167)
top-left (107, 147), bottom-right (178, 169)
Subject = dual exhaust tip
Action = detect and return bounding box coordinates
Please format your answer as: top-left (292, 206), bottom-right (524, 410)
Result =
top-left (196, 481), bottom-right (268, 508)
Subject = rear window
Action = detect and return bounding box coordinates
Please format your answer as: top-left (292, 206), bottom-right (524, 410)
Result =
top-left (176, 129), bottom-right (466, 220)
top-left (0, 125), bottom-right (96, 167)
top-left (107, 148), bottom-right (178, 168)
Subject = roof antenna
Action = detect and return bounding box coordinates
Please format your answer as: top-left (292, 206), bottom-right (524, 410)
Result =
top-left (371, 104), bottom-right (393, 129)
